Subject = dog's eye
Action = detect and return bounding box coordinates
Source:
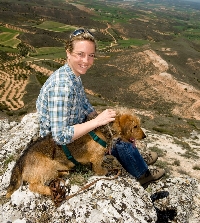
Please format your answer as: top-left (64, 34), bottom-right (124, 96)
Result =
top-left (134, 125), bottom-right (137, 128)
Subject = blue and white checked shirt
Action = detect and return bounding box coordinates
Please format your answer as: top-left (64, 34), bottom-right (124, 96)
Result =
top-left (36, 63), bottom-right (95, 145)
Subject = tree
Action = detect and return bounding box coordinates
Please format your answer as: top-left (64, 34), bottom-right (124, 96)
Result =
top-left (17, 42), bottom-right (29, 57)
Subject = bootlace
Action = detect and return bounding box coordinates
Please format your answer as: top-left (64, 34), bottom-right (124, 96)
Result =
top-left (149, 168), bottom-right (160, 177)
top-left (142, 152), bottom-right (153, 163)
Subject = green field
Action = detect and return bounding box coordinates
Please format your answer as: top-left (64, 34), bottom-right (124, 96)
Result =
top-left (27, 47), bottom-right (66, 61)
top-left (0, 45), bottom-right (18, 53)
top-left (0, 0), bottom-right (199, 58)
top-left (35, 21), bottom-right (76, 32)
top-left (30, 47), bottom-right (65, 57)
top-left (118, 39), bottom-right (148, 47)
top-left (184, 28), bottom-right (200, 41)
top-left (0, 26), bottom-right (21, 48)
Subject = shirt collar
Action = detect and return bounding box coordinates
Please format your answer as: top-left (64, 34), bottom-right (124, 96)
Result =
top-left (64, 63), bottom-right (81, 85)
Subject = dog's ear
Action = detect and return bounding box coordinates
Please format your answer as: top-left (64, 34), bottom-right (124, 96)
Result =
top-left (111, 115), bottom-right (122, 134)
top-left (118, 114), bottom-right (138, 135)
top-left (124, 121), bottom-right (135, 135)
top-left (113, 114), bottom-right (132, 132)
top-left (120, 116), bottom-right (131, 134)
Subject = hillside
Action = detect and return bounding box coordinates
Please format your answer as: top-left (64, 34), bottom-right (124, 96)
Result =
top-left (0, 0), bottom-right (199, 169)
top-left (0, 0), bottom-right (199, 138)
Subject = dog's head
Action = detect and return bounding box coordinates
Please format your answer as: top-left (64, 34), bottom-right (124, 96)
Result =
top-left (111, 112), bottom-right (146, 142)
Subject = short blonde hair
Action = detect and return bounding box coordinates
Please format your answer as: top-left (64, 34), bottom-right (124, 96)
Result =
top-left (65, 29), bottom-right (97, 53)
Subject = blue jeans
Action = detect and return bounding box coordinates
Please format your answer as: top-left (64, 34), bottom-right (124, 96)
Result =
top-left (111, 138), bottom-right (148, 179)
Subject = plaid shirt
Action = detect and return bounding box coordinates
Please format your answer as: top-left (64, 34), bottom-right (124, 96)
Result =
top-left (36, 63), bottom-right (94, 145)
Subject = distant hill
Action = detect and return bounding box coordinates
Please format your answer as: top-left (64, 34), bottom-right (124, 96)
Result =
top-left (0, 0), bottom-right (200, 137)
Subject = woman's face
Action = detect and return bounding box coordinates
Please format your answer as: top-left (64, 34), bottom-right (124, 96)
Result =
top-left (67, 40), bottom-right (95, 77)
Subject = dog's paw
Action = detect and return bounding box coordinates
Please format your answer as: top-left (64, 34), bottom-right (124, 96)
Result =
top-left (5, 192), bottom-right (12, 199)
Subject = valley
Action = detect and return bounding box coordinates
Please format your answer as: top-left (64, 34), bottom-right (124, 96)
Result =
top-left (0, 0), bottom-right (199, 137)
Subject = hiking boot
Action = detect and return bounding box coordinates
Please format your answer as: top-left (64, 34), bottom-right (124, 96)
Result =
top-left (138, 168), bottom-right (165, 188)
top-left (142, 151), bottom-right (158, 165)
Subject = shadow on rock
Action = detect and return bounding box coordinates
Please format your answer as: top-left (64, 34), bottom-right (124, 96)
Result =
top-left (151, 191), bottom-right (177, 223)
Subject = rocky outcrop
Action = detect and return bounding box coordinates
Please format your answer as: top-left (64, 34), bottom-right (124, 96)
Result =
top-left (0, 113), bottom-right (200, 223)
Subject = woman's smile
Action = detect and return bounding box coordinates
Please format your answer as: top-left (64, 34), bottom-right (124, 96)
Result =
top-left (67, 40), bottom-right (95, 76)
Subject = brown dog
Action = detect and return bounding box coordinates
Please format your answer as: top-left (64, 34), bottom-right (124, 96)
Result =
top-left (6, 110), bottom-right (146, 198)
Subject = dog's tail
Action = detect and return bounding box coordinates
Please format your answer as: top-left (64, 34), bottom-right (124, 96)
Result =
top-left (6, 160), bottom-right (23, 199)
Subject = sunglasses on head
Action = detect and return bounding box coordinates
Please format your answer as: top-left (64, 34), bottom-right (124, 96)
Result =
top-left (70, 29), bottom-right (94, 39)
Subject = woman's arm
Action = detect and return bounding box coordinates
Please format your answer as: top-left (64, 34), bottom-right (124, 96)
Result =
top-left (48, 84), bottom-right (116, 144)
top-left (72, 109), bottom-right (116, 141)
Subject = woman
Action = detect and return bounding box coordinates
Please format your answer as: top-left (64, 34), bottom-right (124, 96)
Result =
top-left (36, 28), bottom-right (165, 186)
top-left (36, 29), bottom-right (116, 145)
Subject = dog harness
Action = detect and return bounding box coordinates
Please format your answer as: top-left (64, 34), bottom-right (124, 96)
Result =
top-left (88, 131), bottom-right (107, 148)
top-left (61, 131), bottom-right (107, 165)
top-left (61, 145), bottom-right (80, 165)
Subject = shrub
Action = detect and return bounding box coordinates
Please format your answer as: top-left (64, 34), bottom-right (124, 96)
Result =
top-left (148, 147), bottom-right (166, 157)
top-left (0, 103), bottom-right (9, 111)
top-left (173, 159), bottom-right (180, 166)
top-left (152, 127), bottom-right (174, 136)
top-left (18, 110), bottom-right (28, 116)
top-left (192, 165), bottom-right (200, 170)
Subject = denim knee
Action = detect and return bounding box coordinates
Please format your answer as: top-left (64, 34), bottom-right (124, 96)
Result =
top-left (111, 139), bottom-right (148, 179)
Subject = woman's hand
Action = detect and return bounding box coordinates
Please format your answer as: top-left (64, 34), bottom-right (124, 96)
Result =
top-left (72, 109), bottom-right (116, 141)
top-left (94, 109), bottom-right (116, 127)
